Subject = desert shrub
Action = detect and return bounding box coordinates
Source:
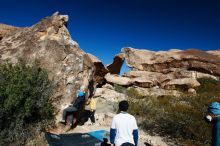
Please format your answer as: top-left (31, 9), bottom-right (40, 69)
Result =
top-left (0, 61), bottom-right (54, 146)
top-left (127, 88), bottom-right (145, 99)
top-left (114, 84), bottom-right (127, 94)
top-left (116, 77), bottom-right (220, 146)
top-left (196, 77), bottom-right (220, 98)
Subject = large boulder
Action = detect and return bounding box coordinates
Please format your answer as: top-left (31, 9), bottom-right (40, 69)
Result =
top-left (120, 47), bottom-right (220, 93)
top-left (87, 53), bottom-right (109, 85)
top-left (107, 53), bottom-right (125, 74)
top-left (123, 70), bottom-right (173, 86)
top-left (162, 78), bottom-right (200, 90)
top-left (0, 12), bottom-right (95, 122)
top-left (131, 77), bottom-right (155, 88)
top-left (122, 47), bottom-right (220, 76)
top-left (0, 24), bottom-right (19, 40)
top-left (104, 73), bottom-right (132, 86)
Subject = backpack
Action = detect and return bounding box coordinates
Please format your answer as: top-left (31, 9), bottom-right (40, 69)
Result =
top-left (90, 97), bottom-right (96, 110)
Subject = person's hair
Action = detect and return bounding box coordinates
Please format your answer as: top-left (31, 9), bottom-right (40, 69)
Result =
top-left (119, 100), bottom-right (129, 111)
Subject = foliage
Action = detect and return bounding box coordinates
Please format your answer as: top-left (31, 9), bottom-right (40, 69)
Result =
top-left (0, 61), bottom-right (54, 146)
top-left (114, 84), bottom-right (127, 94)
top-left (114, 77), bottom-right (220, 146)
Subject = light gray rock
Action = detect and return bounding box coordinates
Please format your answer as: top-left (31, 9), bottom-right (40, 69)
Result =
top-left (102, 83), bottom-right (114, 90)
top-left (188, 88), bottom-right (197, 94)
top-left (94, 88), bottom-right (127, 102)
top-left (105, 73), bottom-right (132, 86)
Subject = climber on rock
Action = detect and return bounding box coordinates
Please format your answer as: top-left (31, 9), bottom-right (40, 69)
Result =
top-left (60, 85), bottom-right (87, 126)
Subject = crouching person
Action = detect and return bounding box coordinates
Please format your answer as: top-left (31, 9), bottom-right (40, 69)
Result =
top-left (60, 86), bottom-right (86, 126)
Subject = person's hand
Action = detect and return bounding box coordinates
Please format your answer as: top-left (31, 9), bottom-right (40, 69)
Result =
top-left (206, 115), bottom-right (213, 122)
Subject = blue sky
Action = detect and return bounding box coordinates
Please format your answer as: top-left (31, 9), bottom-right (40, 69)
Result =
top-left (0, 0), bottom-right (220, 73)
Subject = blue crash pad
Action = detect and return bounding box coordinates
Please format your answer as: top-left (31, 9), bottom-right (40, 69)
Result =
top-left (45, 130), bottom-right (109, 146)
top-left (88, 130), bottom-right (110, 141)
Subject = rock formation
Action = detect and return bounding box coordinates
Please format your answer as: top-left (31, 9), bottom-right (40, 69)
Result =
top-left (111, 47), bottom-right (220, 95)
top-left (208, 50), bottom-right (220, 58)
top-left (0, 24), bottom-right (19, 40)
top-left (122, 47), bottom-right (220, 76)
top-left (105, 73), bottom-right (132, 86)
top-left (106, 53), bottom-right (125, 74)
top-left (2, 12), bottom-right (215, 146)
top-left (87, 53), bottom-right (109, 85)
top-left (0, 12), bottom-right (95, 122)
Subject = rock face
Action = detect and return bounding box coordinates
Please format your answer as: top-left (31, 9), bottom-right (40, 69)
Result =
top-left (122, 47), bottom-right (220, 76)
top-left (105, 73), bottom-right (132, 86)
top-left (0, 12), bottom-right (95, 121)
top-left (208, 50), bottom-right (220, 58)
top-left (117, 47), bottom-right (220, 94)
top-left (0, 24), bottom-right (19, 40)
top-left (87, 53), bottom-right (109, 85)
top-left (107, 53), bottom-right (125, 74)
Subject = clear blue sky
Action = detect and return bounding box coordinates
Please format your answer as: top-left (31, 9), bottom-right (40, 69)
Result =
top-left (1, 0), bottom-right (220, 69)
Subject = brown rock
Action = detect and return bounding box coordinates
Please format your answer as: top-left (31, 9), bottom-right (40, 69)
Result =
top-left (123, 70), bottom-right (172, 86)
top-left (0, 12), bottom-right (95, 122)
top-left (163, 78), bottom-right (200, 90)
top-left (122, 47), bottom-right (220, 76)
top-left (107, 53), bottom-right (125, 74)
top-left (87, 53), bottom-right (109, 85)
top-left (131, 77), bottom-right (154, 88)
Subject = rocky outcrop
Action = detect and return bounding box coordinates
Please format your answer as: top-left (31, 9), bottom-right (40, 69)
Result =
top-left (116, 47), bottom-right (220, 93)
top-left (122, 47), bottom-right (220, 76)
top-left (107, 53), bottom-right (125, 74)
top-left (162, 78), bottom-right (200, 89)
top-left (94, 87), bottom-right (127, 103)
top-left (105, 73), bottom-right (132, 86)
top-left (207, 50), bottom-right (220, 58)
top-left (87, 53), bottom-right (109, 85)
top-left (0, 12), bottom-right (95, 122)
top-left (124, 70), bottom-right (173, 86)
top-left (0, 24), bottom-right (19, 40)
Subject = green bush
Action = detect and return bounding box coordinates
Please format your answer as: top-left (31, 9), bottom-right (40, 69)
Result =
top-left (115, 77), bottom-right (220, 146)
top-left (0, 61), bottom-right (54, 146)
top-left (114, 84), bottom-right (127, 94)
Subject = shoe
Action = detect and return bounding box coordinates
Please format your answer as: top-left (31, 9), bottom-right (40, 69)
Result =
top-left (49, 127), bottom-right (62, 135)
top-left (70, 123), bottom-right (73, 128)
top-left (59, 119), bottom-right (66, 124)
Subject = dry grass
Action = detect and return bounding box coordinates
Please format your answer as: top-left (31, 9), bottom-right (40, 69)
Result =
top-left (114, 77), bottom-right (220, 146)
